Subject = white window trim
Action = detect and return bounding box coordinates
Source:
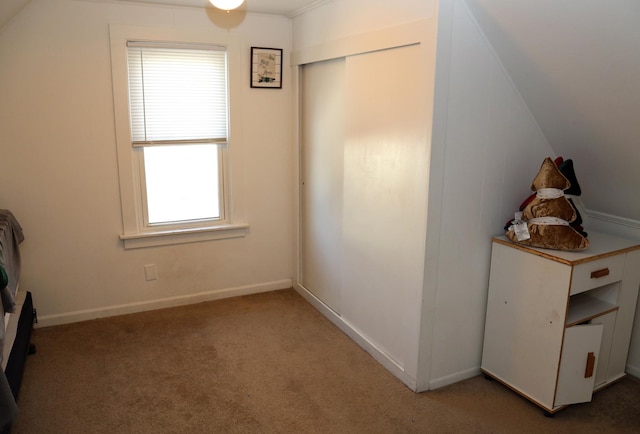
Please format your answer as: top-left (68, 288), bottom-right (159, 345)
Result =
top-left (109, 24), bottom-right (248, 249)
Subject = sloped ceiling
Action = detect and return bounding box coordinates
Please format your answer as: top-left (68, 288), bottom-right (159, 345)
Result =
top-left (0, 0), bottom-right (31, 30)
top-left (111, 0), bottom-right (323, 16)
top-left (464, 0), bottom-right (640, 222)
top-left (0, 0), bottom-right (324, 28)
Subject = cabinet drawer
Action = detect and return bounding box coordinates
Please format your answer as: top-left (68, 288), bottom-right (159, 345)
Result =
top-left (570, 254), bottom-right (625, 296)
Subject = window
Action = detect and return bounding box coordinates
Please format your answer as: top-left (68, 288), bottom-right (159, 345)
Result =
top-left (143, 144), bottom-right (222, 224)
top-left (127, 43), bottom-right (227, 226)
top-left (110, 26), bottom-right (248, 249)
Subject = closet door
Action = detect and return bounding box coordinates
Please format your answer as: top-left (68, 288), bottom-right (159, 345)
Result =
top-left (300, 43), bottom-right (428, 369)
top-left (340, 43), bottom-right (428, 366)
top-left (300, 58), bottom-right (345, 314)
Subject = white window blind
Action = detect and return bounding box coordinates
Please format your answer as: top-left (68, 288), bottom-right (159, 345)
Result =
top-left (127, 42), bottom-right (228, 146)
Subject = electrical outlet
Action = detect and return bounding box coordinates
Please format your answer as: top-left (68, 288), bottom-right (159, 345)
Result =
top-left (144, 264), bottom-right (157, 281)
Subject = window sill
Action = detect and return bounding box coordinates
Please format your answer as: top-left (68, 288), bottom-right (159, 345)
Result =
top-left (120, 223), bottom-right (249, 249)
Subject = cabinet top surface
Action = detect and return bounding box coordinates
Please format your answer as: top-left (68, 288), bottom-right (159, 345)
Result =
top-left (493, 231), bottom-right (640, 265)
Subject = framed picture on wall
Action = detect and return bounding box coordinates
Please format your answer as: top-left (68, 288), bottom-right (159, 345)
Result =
top-left (250, 47), bottom-right (283, 89)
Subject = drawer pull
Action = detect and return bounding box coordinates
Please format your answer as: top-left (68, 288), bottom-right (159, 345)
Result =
top-left (590, 268), bottom-right (610, 279)
top-left (584, 352), bottom-right (596, 378)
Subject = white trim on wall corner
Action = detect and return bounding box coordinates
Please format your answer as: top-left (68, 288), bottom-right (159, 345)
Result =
top-left (587, 210), bottom-right (640, 229)
top-left (428, 366), bottom-right (481, 391)
top-left (586, 210), bottom-right (640, 241)
top-left (36, 280), bottom-right (292, 328)
top-left (291, 18), bottom-right (434, 66)
top-left (626, 363), bottom-right (640, 379)
top-left (287, 0), bottom-right (332, 18)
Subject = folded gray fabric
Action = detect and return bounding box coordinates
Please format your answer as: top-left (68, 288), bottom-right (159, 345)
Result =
top-left (0, 210), bottom-right (24, 300)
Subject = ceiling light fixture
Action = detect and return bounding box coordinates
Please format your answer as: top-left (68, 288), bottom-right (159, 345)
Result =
top-left (209, 0), bottom-right (245, 12)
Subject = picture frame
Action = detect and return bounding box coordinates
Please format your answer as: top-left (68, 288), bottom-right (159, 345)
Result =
top-left (250, 47), bottom-right (283, 89)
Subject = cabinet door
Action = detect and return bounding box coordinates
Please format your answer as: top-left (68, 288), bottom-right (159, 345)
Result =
top-left (591, 311), bottom-right (617, 387)
top-left (555, 324), bottom-right (603, 407)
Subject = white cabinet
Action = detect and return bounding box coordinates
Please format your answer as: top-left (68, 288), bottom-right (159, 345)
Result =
top-left (481, 232), bottom-right (640, 414)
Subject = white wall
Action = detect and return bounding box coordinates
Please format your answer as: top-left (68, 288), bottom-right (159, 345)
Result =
top-left (454, 0), bottom-right (640, 384)
top-left (431, 0), bottom-right (640, 388)
top-left (0, 0), bottom-right (294, 325)
top-left (291, 0), bottom-right (437, 52)
top-left (463, 0), bottom-right (640, 223)
top-left (425, 0), bottom-right (556, 388)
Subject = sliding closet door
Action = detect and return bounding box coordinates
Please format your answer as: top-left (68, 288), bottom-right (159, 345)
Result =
top-left (300, 58), bottom-right (345, 314)
top-left (340, 44), bottom-right (429, 367)
top-left (300, 43), bottom-right (428, 371)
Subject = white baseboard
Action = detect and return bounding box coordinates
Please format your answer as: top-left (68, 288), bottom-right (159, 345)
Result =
top-left (428, 366), bottom-right (482, 390)
top-left (293, 282), bottom-right (418, 391)
top-left (626, 363), bottom-right (640, 379)
top-left (36, 279), bottom-right (292, 328)
top-left (294, 283), bottom-right (484, 392)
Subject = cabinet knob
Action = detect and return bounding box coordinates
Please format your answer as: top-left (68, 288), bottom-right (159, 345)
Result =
top-left (584, 352), bottom-right (596, 378)
top-left (590, 268), bottom-right (610, 279)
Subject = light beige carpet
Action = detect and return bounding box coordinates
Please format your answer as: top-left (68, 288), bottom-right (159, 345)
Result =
top-left (11, 289), bottom-right (640, 433)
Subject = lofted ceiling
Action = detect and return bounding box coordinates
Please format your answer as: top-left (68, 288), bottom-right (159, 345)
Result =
top-left (0, 0), bottom-right (31, 30)
top-left (464, 0), bottom-right (640, 222)
top-left (0, 0), bottom-right (325, 28)
top-left (114, 0), bottom-right (324, 16)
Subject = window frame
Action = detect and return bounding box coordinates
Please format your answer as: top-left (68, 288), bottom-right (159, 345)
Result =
top-left (110, 25), bottom-right (248, 249)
